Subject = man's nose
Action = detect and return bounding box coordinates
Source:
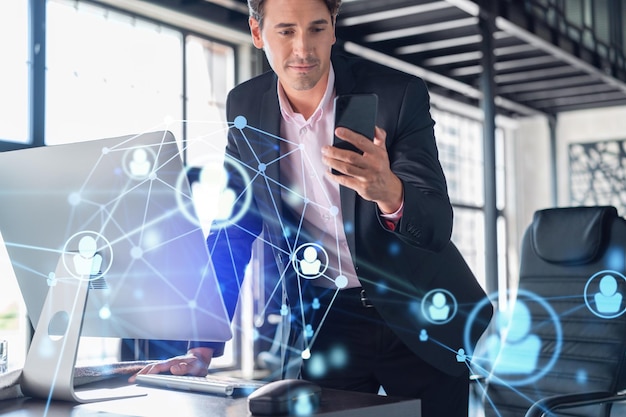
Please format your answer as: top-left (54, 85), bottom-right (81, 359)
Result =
top-left (293, 32), bottom-right (313, 57)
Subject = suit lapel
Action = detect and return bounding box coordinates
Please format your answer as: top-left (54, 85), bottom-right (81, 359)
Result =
top-left (257, 82), bottom-right (283, 222)
top-left (332, 54), bottom-right (358, 263)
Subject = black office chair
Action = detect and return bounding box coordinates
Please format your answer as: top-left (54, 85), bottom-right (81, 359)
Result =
top-left (476, 206), bottom-right (626, 417)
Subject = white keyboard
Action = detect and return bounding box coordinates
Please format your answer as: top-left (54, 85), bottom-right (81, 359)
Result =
top-left (135, 373), bottom-right (267, 396)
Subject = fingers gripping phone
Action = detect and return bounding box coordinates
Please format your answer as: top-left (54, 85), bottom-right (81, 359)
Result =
top-left (332, 93), bottom-right (378, 174)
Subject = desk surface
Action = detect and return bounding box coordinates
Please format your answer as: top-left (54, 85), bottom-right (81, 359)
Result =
top-left (0, 376), bottom-right (421, 417)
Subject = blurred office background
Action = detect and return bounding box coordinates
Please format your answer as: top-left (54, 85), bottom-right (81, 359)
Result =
top-left (1, 0), bottom-right (626, 389)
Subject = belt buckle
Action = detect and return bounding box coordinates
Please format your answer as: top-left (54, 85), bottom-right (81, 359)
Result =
top-left (360, 289), bottom-right (374, 308)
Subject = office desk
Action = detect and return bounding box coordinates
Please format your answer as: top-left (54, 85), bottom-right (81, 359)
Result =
top-left (0, 376), bottom-right (421, 417)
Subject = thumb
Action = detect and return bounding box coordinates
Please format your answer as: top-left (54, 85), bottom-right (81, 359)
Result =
top-left (373, 126), bottom-right (386, 148)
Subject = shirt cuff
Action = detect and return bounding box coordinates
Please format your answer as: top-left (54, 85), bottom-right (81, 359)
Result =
top-left (380, 201), bottom-right (404, 230)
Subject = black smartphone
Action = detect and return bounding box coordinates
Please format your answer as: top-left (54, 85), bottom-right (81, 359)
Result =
top-left (332, 93), bottom-right (378, 174)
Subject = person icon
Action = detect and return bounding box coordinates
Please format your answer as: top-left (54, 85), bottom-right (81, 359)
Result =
top-left (196, 164), bottom-right (237, 222)
top-left (594, 274), bottom-right (623, 314)
top-left (129, 148), bottom-right (151, 178)
top-left (47, 272), bottom-right (57, 287)
top-left (305, 324), bottom-right (314, 338)
top-left (72, 235), bottom-right (103, 277)
top-left (419, 329), bottom-right (429, 342)
top-left (485, 300), bottom-right (541, 375)
top-left (299, 246), bottom-right (322, 276)
top-left (456, 348), bottom-right (466, 363)
top-left (428, 291), bottom-right (450, 321)
top-left (312, 298), bottom-right (321, 310)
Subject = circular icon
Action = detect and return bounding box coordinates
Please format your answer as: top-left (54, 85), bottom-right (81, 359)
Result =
top-left (464, 289), bottom-right (562, 387)
top-left (292, 243), bottom-right (328, 279)
top-left (176, 154), bottom-right (252, 232)
top-left (421, 288), bottom-right (457, 325)
top-left (62, 231), bottom-right (113, 281)
top-left (584, 270), bottom-right (626, 319)
top-left (122, 146), bottom-right (157, 180)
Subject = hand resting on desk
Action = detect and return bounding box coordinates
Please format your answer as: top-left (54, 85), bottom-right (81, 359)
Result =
top-left (128, 347), bottom-right (214, 383)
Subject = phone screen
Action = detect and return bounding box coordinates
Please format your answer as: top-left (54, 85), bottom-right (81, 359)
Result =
top-left (333, 93), bottom-right (378, 155)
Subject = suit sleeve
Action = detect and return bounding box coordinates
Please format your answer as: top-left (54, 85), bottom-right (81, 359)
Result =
top-left (189, 91), bottom-right (264, 355)
top-left (384, 77), bottom-right (453, 251)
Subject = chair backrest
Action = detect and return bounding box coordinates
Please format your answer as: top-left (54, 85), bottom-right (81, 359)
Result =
top-left (481, 206), bottom-right (626, 417)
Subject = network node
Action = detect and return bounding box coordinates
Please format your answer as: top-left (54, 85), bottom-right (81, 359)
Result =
top-left (234, 115), bottom-right (247, 130)
top-left (130, 246), bottom-right (143, 259)
top-left (301, 348), bottom-right (311, 360)
top-left (335, 275), bottom-right (348, 289)
top-left (68, 192), bottom-right (81, 206)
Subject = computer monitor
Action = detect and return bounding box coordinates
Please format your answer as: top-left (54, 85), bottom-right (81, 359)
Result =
top-left (0, 131), bottom-right (232, 402)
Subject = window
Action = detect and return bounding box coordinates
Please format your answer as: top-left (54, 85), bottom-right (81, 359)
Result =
top-left (0, 0), bottom-right (242, 371)
top-left (0, 1), bottom-right (29, 143)
top-left (432, 108), bottom-right (508, 291)
top-left (46, 1), bottom-right (184, 145)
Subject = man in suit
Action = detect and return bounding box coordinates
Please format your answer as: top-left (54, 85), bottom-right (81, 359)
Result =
top-left (133, 0), bottom-right (492, 415)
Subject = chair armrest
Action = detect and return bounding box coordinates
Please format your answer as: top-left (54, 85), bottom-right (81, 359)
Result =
top-left (525, 391), bottom-right (625, 417)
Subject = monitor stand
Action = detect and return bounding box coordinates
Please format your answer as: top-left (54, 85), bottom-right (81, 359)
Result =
top-left (20, 261), bottom-right (146, 403)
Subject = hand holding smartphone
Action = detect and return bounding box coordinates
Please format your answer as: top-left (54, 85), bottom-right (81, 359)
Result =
top-left (332, 93), bottom-right (378, 174)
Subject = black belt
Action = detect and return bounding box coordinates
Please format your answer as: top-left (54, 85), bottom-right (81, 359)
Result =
top-left (307, 286), bottom-right (374, 308)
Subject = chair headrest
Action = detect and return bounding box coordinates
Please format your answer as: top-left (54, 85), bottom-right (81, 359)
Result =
top-left (531, 206), bottom-right (618, 264)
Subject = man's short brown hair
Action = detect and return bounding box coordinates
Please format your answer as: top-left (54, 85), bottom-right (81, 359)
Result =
top-left (248, 0), bottom-right (341, 27)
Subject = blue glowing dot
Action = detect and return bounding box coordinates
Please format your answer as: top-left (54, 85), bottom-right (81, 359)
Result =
top-left (134, 288), bottom-right (144, 300)
top-left (329, 206), bottom-right (339, 216)
top-left (607, 247), bottom-right (625, 271)
top-left (344, 222), bottom-right (354, 234)
top-left (328, 346), bottom-right (348, 368)
top-left (576, 369), bottom-right (588, 384)
top-left (188, 300), bottom-right (197, 309)
top-left (306, 354), bottom-right (327, 377)
top-left (375, 281), bottom-right (388, 294)
top-left (410, 301), bottom-right (420, 315)
top-left (294, 394), bottom-right (315, 415)
top-left (258, 163), bottom-right (266, 172)
top-left (68, 192), bottom-right (81, 206)
top-left (102, 147), bottom-right (110, 155)
top-left (388, 242), bottom-right (401, 256)
top-left (234, 115), bottom-right (247, 130)
top-left (303, 198), bottom-right (310, 205)
top-left (149, 172), bottom-right (157, 180)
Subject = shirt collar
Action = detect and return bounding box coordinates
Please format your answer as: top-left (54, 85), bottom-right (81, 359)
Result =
top-left (278, 64), bottom-right (335, 127)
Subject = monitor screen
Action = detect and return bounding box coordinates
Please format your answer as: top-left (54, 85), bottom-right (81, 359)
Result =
top-left (0, 131), bottom-right (232, 343)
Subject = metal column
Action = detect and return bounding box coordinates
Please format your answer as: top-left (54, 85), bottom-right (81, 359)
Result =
top-left (479, 13), bottom-right (498, 295)
top-left (29, 0), bottom-right (46, 147)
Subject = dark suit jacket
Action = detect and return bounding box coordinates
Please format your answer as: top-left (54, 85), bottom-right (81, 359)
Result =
top-left (204, 52), bottom-right (493, 377)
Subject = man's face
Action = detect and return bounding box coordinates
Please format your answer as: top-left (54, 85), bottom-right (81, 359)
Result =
top-left (250, 0), bottom-right (336, 94)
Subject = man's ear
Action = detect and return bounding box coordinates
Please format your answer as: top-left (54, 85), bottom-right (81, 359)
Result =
top-left (249, 17), bottom-right (264, 49)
